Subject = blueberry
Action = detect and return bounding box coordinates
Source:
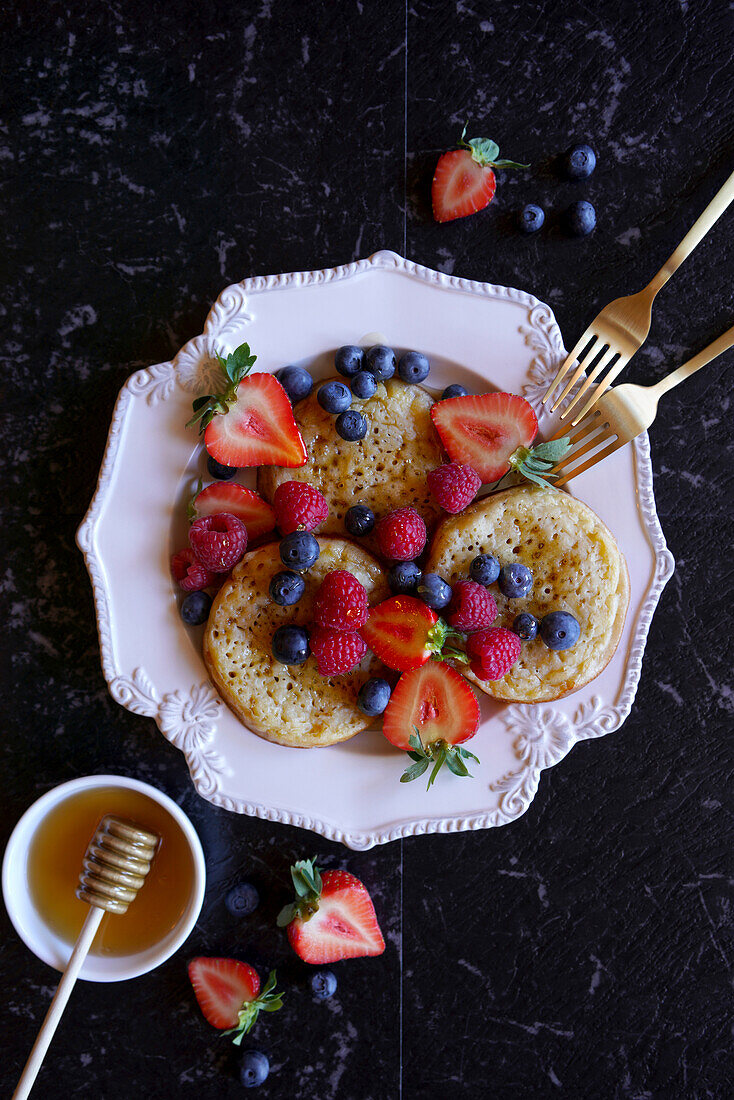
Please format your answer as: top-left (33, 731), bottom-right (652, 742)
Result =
top-left (512, 612), bottom-right (539, 641)
top-left (563, 200), bottom-right (596, 237)
top-left (310, 969), bottom-right (338, 999)
top-left (336, 410), bottom-right (368, 441)
top-left (562, 142), bottom-right (596, 180)
top-left (239, 1050), bottom-right (269, 1088)
top-left (398, 350), bottom-right (430, 384)
top-left (272, 624), bottom-right (310, 665)
top-left (335, 345), bottom-right (365, 378)
top-left (540, 610), bottom-right (580, 650)
top-left (206, 455), bottom-right (237, 480)
top-left (351, 371), bottom-right (377, 400)
top-left (275, 365), bottom-right (313, 405)
top-left (389, 560), bottom-right (422, 595)
top-left (180, 591), bottom-right (212, 625)
top-left (470, 554), bottom-right (501, 587)
top-left (269, 570), bottom-right (306, 606)
top-left (365, 345), bottom-right (396, 381)
top-left (418, 573), bottom-right (452, 610)
top-left (441, 384), bottom-right (469, 400)
top-left (345, 504), bottom-right (375, 537)
top-left (498, 563), bottom-right (533, 599)
top-left (279, 532), bottom-right (320, 570)
top-left (225, 882), bottom-right (259, 916)
top-left (517, 204), bottom-right (545, 234)
top-left (357, 678), bottom-right (392, 716)
top-left (317, 380), bottom-right (352, 414)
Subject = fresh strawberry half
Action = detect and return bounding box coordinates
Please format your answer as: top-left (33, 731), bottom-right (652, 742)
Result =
top-left (360, 595), bottom-right (451, 672)
top-left (383, 664), bottom-right (481, 789)
top-left (187, 342), bottom-right (307, 468)
top-left (432, 127), bottom-right (529, 223)
top-left (187, 957), bottom-right (283, 1044)
top-left (191, 481), bottom-right (276, 541)
top-left (277, 858), bottom-right (385, 964)
top-left (431, 392), bottom-right (538, 484)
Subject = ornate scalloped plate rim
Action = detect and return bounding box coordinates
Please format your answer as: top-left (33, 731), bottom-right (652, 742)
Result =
top-left (77, 250), bottom-right (674, 851)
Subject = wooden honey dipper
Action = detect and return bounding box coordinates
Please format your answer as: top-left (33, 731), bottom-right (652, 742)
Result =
top-left (13, 815), bottom-right (159, 1100)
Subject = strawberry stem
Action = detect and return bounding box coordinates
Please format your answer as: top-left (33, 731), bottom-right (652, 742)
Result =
top-left (401, 730), bottom-right (480, 789)
top-left (221, 970), bottom-right (284, 1044)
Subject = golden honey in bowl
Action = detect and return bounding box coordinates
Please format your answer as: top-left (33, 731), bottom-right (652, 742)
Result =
top-left (26, 786), bottom-right (196, 956)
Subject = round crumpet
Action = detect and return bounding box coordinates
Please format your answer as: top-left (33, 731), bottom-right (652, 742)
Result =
top-left (203, 537), bottom-right (389, 748)
top-left (426, 486), bottom-right (630, 703)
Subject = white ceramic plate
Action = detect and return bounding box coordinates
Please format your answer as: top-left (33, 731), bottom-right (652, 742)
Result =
top-left (77, 251), bottom-right (674, 850)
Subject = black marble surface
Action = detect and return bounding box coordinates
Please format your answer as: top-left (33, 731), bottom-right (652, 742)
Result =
top-left (2, 2), bottom-right (733, 1097)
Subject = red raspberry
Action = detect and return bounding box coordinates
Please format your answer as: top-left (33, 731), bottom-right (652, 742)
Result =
top-left (170, 549), bottom-right (218, 592)
top-left (446, 580), bottom-right (498, 631)
top-left (374, 507), bottom-right (427, 562)
top-left (189, 512), bottom-right (248, 573)
top-left (309, 625), bottom-right (367, 676)
top-left (466, 627), bottom-right (521, 681)
top-left (427, 462), bottom-right (481, 514)
top-left (273, 481), bottom-right (329, 534)
top-left (313, 570), bottom-right (369, 631)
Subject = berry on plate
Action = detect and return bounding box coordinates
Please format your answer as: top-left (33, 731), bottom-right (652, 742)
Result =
top-left (279, 531), bottom-right (320, 570)
top-left (562, 142), bottom-right (596, 180)
top-left (310, 970), bottom-right (338, 999)
top-left (466, 627), bottom-right (522, 681)
top-left (432, 125), bottom-right (529, 223)
top-left (189, 512), bottom-right (248, 573)
top-left (317, 380), bottom-right (352, 414)
top-left (350, 371), bottom-right (377, 400)
top-left (397, 350), bottom-right (430, 384)
top-left (446, 580), bottom-right (498, 631)
top-left (374, 507), bottom-right (427, 561)
top-left (171, 548), bottom-right (218, 592)
top-left (365, 345), bottom-right (396, 381)
top-left (441, 383), bottom-right (469, 400)
top-left (272, 625), bottom-right (310, 665)
top-left (226, 883), bottom-right (260, 916)
top-left (470, 553), bottom-right (501, 587)
top-left (563, 199), bottom-right (596, 236)
top-left (207, 455), bottom-right (237, 480)
top-left (240, 1050), bottom-right (269, 1088)
top-left (344, 504), bottom-right (375, 537)
top-left (277, 858), bottom-right (385, 964)
top-left (360, 595), bottom-right (447, 672)
top-left (180, 590), bottom-right (213, 625)
top-left (309, 625), bottom-right (367, 676)
top-left (512, 611), bottom-right (539, 641)
top-left (187, 344), bottom-right (307, 469)
top-left (388, 560), bottom-right (422, 596)
top-left (540, 610), bottom-right (580, 650)
top-left (357, 677), bottom-right (392, 716)
top-left (517, 203), bottom-right (545, 234)
top-left (431, 392), bottom-right (538, 485)
top-left (273, 481), bottom-right (329, 534)
top-left (335, 345), bottom-right (365, 378)
top-left (313, 570), bottom-right (369, 631)
top-left (187, 958), bottom-right (283, 1043)
top-left (192, 482), bottom-right (276, 541)
top-left (275, 364), bottom-right (313, 405)
top-left (427, 461), bottom-right (481, 514)
top-left (417, 572), bottom-right (452, 610)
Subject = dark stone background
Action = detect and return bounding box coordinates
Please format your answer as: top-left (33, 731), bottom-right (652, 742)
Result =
top-left (1, 2), bottom-right (732, 1097)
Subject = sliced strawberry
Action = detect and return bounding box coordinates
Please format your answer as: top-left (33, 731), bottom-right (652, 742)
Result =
top-left (431, 392), bottom-right (538, 484)
top-left (360, 595), bottom-right (443, 672)
top-left (382, 663), bottom-right (479, 750)
top-left (194, 482), bottom-right (276, 541)
top-left (432, 149), bottom-right (496, 223)
top-left (278, 859), bottom-right (385, 965)
top-left (204, 373), bottom-right (307, 468)
top-left (187, 958), bottom-right (283, 1042)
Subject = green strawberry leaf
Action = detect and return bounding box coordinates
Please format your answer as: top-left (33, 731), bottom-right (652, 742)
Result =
top-left (223, 970), bottom-right (284, 1044)
top-left (509, 436), bottom-right (572, 488)
top-left (186, 477), bottom-right (203, 523)
top-left (467, 137), bottom-right (500, 165)
top-left (491, 157), bottom-right (531, 169)
top-left (277, 857), bottom-right (323, 927)
top-left (187, 342), bottom-right (257, 433)
top-left (400, 758), bottom-right (430, 784)
top-left (530, 437), bottom-right (573, 462)
top-left (445, 752), bottom-right (471, 778)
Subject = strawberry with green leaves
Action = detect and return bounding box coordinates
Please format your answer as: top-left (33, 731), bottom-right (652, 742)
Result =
top-left (432, 125), bottom-right (529, 223)
top-left (187, 958), bottom-right (283, 1044)
top-left (189, 480), bottom-right (276, 541)
top-left (187, 343), bottom-right (307, 468)
top-left (277, 858), bottom-right (385, 964)
top-left (360, 595), bottom-right (468, 672)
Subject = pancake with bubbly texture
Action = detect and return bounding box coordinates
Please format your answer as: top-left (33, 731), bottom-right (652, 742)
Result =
top-left (257, 377), bottom-right (443, 547)
top-left (203, 537), bottom-right (389, 747)
top-left (426, 486), bottom-right (629, 702)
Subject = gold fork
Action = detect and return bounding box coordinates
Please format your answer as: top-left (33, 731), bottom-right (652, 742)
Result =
top-left (549, 324), bottom-right (734, 487)
top-left (542, 167), bottom-right (734, 425)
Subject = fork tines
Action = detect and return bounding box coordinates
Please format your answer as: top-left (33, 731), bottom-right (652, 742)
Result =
top-left (542, 335), bottom-right (629, 424)
top-left (548, 408), bottom-right (625, 488)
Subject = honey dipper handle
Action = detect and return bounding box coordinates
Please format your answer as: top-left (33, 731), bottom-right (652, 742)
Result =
top-left (13, 906), bottom-right (105, 1100)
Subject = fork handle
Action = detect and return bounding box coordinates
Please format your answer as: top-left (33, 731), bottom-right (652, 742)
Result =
top-left (646, 168), bottom-right (734, 294)
top-left (652, 324), bottom-right (734, 398)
